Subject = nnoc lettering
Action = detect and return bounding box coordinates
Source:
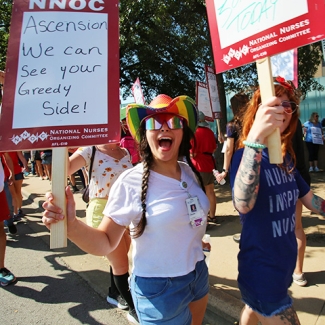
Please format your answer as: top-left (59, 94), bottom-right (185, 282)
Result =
top-left (29, 0), bottom-right (105, 11)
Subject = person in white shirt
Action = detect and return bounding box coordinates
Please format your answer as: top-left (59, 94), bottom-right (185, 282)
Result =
top-left (42, 94), bottom-right (210, 325)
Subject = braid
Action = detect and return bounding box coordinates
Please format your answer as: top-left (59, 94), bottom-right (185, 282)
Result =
top-left (131, 126), bottom-right (153, 238)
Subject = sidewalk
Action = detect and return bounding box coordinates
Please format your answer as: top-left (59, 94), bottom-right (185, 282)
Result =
top-left (20, 172), bottom-right (325, 325)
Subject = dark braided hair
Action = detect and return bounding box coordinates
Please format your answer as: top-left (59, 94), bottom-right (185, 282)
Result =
top-left (130, 119), bottom-right (204, 238)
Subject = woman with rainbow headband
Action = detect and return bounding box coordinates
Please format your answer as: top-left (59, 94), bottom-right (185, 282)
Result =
top-left (42, 94), bottom-right (211, 325)
top-left (230, 78), bottom-right (325, 325)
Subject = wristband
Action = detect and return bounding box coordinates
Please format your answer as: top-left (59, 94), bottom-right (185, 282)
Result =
top-left (243, 140), bottom-right (266, 149)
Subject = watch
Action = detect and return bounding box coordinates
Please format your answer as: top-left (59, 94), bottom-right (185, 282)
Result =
top-left (222, 169), bottom-right (228, 173)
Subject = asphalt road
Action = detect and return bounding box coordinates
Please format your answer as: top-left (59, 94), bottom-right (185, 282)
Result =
top-left (1, 199), bottom-right (132, 325)
top-left (1, 194), bottom-right (233, 325)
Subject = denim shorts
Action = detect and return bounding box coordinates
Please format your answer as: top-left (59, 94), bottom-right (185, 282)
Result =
top-left (130, 259), bottom-right (209, 324)
top-left (239, 282), bottom-right (293, 317)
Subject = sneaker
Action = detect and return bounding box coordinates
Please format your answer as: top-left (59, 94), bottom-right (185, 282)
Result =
top-left (13, 214), bottom-right (22, 222)
top-left (293, 273), bottom-right (307, 286)
top-left (314, 166), bottom-right (320, 172)
top-left (233, 234), bottom-right (241, 243)
top-left (4, 218), bottom-right (17, 235)
top-left (0, 268), bottom-right (16, 286)
top-left (71, 185), bottom-right (79, 193)
top-left (127, 309), bottom-right (140, 324)
top-left (106, 292), bottom-right (129, 310)
top-left (309, 167), bottom-right (314, 172)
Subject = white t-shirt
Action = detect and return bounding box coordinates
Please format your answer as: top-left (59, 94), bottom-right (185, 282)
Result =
top-left (77, 146), bottom-right (133, 199)
top-left (103, 161), bottom-right (210, 277)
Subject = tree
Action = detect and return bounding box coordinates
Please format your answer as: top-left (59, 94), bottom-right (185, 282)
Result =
top-left (0, 0), bottom-right (323, 104)
top-left (0, 0), bottom-right (12, 71)
top-left (119, 0), bottom-right (212, 101)
top-left (223, 43), bottom-right (324, 99)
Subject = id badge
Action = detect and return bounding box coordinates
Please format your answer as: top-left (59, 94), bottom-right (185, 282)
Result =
top-left (185, 196), bottom-right (204, 228)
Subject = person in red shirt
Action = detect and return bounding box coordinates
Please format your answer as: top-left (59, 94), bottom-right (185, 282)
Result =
top-left (6, 152), bottom-right (29, 220)
top-left (190, 111), bottom-right (218, 222)
top-left (0, 154), bottom-right (17, 286)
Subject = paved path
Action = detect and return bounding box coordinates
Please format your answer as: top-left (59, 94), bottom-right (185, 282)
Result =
top-left (2, 171), bottom-right (325, 324)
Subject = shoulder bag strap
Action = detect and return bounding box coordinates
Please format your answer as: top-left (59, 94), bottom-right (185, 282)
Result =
top-left (88, 146), bottom-right (96, 182)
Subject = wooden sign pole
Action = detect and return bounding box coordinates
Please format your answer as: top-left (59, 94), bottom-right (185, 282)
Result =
top-left (50, 147), bottom-right (68, 249)
top-left (256, 57), bottom-right (283, 164)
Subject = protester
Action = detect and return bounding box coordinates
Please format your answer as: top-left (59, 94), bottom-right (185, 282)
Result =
top-left (42, 94), bottom-right (210, 325)
top-left (216, 93), bottom-right (249, 242)
top-left (303, 112), bottom-right (323, 172)
top-left (0, 155), bottom-right (16, 286)
top-left (32, 150), bottom-right (46, 180)
top-left (230, 79), bottom-right (325, 324)
top-left (216, 93), bottom-right (248, 185)
top-left (1, 153), bottom-right (17, 235)
top-left (190, 111), bottom-right (217, 222)
top-left (41, 149), bottom-right (52, 180)
top-left (7, 151), bottom-right (29, 221)
top-left (67, 143), bottom-right (135, 321)
top-left (292, 119), bottom-right (311, 287)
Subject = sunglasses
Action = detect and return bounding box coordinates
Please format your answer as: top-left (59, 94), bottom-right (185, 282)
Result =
top-left (281, 101), bottom-right (298, 114)
top-left (315, 115), bottom-right (319, 118)
top-left (145, 114), bottom-right (184, 130)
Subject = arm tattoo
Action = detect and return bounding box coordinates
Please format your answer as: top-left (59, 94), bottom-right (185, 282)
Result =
top-left (234, 147), bottom-right (262, 213)
top-left (311, 194), bottom-right (325, 217)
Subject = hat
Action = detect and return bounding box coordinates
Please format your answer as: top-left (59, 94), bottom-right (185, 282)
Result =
top-left (126, 94), bottom-right (198, 142)
top-left (197, 111), bottom-right (209, 127)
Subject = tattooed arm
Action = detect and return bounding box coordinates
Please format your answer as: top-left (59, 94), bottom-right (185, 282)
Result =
top-left (300, 191), bottom-right (325, 217)
top-left (233, 146), bottom-right (263, 214)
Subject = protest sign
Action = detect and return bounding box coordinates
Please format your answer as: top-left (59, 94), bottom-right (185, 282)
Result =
top-left (132, 77), bottom-right (146, 105)
top-left (205, 65), bottom-right (222, 119)
top-left (0, 0), bottom-right (120, 248)
top-left (206, 0), bottom-right (325, 163)
top-left (0, 0), bottom-right (120, 152)
top-left (196, 81), bottom-right (214, 121)
top-left (206, 0), bottom-right (325, 73)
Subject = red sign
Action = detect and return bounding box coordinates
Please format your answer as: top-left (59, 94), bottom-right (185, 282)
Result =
top-left (206, 0), bottom-right (325, 73)
top-left (0, 0), bottom-right (120, 151)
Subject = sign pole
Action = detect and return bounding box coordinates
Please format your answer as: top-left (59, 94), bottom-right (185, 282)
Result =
top-left (256, 57), bottom-right (282, 164)
top-left (50, 147), bottom-right (68, 249)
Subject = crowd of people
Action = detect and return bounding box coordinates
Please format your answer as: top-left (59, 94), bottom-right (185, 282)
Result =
top-left (2, 79), bottom-right (325, 325)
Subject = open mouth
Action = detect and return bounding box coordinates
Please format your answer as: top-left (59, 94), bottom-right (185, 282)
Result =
top-left (158, 137), bottom-right (173, 149)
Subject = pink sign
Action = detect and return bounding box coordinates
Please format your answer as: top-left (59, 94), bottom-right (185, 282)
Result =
top-left (0, 0), bottom-right (120, 151)
top-left (132, 77), bottom-right (146, 105)
top-left (206, 0), bottom-right (325, 73)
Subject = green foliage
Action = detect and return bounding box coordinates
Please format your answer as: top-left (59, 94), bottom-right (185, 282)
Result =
top-left (0, 0), bottom-right (12, 71)
top-left (223, 43), bottom-right (324, 99)
top-left (119, 0), bottom-right (212, 101)
top-left (0, 0), bottom-right (323, 103)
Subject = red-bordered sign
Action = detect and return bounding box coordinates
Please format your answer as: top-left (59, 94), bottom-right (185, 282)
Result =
top-left (206, 0), bottom-right (325, 73)
top-left (0, 0), bottom-right (119, 151)
top-left (195, 81), bottom-right (214, 121)
top-left (205, 65), bottom-right (222, 119)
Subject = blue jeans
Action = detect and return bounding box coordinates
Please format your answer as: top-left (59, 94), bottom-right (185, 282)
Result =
top-left (130, 259), bottom-right (209, 324)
